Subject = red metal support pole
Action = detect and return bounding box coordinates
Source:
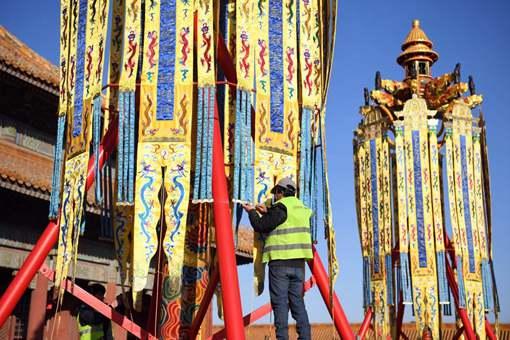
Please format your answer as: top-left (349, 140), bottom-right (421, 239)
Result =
top-left (485, 319), bottom-right (497, 340)
top-left (211, 97), bottom-right (246, 339)
top-left (0, 221), bottom-right (59, 327)
top-left (357, 307), bottom-right (372, 340)
top-left (0, 118), bottom-right (118, 327)
top-left (395, 298), bottom-right (405, 339)
top-left (308, 245), bottom-right (355, 340)
top-left (443, 251), bottom-right (476, 340)
top-left (188, 269), bottom-right (220, 339)
top-left (26, 272), bottom-right (49, 339)
top-left (444, 236), bottom-right (497, 339)
top-left (209, 277), bottom-right (315, 340)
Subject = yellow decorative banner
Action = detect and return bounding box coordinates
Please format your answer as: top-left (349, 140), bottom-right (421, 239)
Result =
top-left (236, 0), bottom-right (254, 91)
top-left (119, 0), bottom-right (141, 92)
top-left (445, 102), bottom-right (486, 338)
top-left (55, 152), bottom-right (89, 289)
top-left (254, 0), bottom-right (299, 201)
top-left (104, 0), bottom-right (125, 134)
top-left (299, 0), bottom-right (322, 109)
top-left (132, 0), bottom-right (194, 305)
top-left (57, 0), bottom-right (71, 119)
top-left (396, 97), bottom-right (440, 338)
top-left (56, 0), bottom-right (103, 294)
top-left (197, 0), bottom-right (215, 87)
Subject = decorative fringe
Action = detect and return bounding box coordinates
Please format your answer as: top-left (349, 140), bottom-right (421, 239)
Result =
top-left (400, 252), bottom-right (412, 304)
top-left (117, 91), bottom-right (136, 204)
top-left (436, 251), bottom-right (449, 305)
top-left (193, 87), bottom-right (215, 202)
top-left (490, 260), bottom-right (500, 313)
top-left (482, 259), bottom-right (494, 311)
top-left (232, 89), bottom-right (254, 203)
top-left (49, 115), bottom-right (66, 219)
top-left (117, 91), bottom-right (124, 201)
top-left (193, 87), bottom-right (204, 200)
top-left (456, 256), bottom-right (466, 308)
top-left (443, 286), bottom-right (452, 316)
top-left (93, 95), bottom-right (103, 203)
top-left (128, 91), bottom-right (135, 204)
top-left (100, 157), bottom-right (114, 239)
top-left (299, 108), bottom-right (312, 208)
top-left (311, 141), bottom-right (319, 242)
top-left (385, 254), bottom-right (394, 305)
top-left (363, 256), bottom-right (371, 308)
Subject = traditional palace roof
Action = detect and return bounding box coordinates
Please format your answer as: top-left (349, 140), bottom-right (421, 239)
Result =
top-left (0, 27), bottom-right (94, 208)
top-left (0, 138), bottom-right (53, 201)
top-left (397, 20), bottom-right (439, 66)
top-left (210, 227), bottom-right (253, 261)
top-left (0, 25), bottom-right (58, 95)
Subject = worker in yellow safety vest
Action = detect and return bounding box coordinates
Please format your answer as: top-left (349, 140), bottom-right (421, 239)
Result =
top-left (243, 177), bottom-right (312, 340)
top-left (77, 283), bottom-right (112, 340)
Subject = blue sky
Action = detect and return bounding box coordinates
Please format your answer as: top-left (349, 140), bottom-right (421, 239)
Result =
top-left (1, 0), bottom-right (508, 326)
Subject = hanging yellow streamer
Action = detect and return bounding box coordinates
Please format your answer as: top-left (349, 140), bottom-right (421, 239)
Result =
top-left (236, 0), bottom-right (254, 91)
top-left (397, 97), bottom-right (440, 338)
top-left (119, 0), bottom-right (141, 93)
top-left (57, 0), bottom-right (71, 120)
top-left (104, 0), bottom-right (125, 134)
top-left (197, 0), bottom-right (215, 87)
top-left (132, 0), bottom-right (194, 307)
top-left (56, 0), bottom-right (104, 293)
top-left (447, 102), bottom-right (486, 338)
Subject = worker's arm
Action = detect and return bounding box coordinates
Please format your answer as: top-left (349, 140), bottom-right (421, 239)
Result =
top-left (246, 203), bottom-right (287, 233)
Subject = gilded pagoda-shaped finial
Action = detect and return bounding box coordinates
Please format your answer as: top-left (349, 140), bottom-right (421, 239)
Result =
top-left (398, 19), bottom-right (439, 79)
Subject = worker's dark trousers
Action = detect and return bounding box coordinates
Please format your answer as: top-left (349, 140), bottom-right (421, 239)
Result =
top-left (269, 262), bottom-right (311, 340)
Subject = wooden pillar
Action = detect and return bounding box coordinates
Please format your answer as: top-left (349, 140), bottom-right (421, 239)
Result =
top-left (46, 309), bottom-right (78, 339)
top-left (202, 300), bottom-right (213, 339)
top-left (106, 281), bottom-right (126, 340)
top-left (26, 273), bottom-right (48, 340)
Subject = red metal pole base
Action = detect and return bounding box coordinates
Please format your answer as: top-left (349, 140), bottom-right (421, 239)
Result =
top-left (357, 307), bottom-right (372, 340)
top-left (307, 245), bottom-right (355, 340)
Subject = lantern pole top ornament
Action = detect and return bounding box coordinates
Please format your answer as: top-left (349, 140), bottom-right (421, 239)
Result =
top-left (397, 19), bottom-right (439, 74)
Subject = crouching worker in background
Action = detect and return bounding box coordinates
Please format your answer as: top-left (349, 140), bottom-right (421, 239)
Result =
top-left (76, 283), bottom-right (112, 340)
top-left (243, 177), bottom-right (313, 340)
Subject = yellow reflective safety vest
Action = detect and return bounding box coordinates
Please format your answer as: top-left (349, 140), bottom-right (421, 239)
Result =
top-left (77, 315), bottom-right (104, 340)
top-left (262, 196), bottom-right (313, 263)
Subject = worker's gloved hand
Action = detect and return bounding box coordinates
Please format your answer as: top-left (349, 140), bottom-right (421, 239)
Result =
top-left (255, 204), bottom-right (268, 214)
top-left (242, 203), bottom-right (255, 212)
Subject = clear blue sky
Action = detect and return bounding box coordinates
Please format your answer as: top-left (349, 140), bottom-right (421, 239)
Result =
top-left (1, 0), bottom-right (508, 326)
